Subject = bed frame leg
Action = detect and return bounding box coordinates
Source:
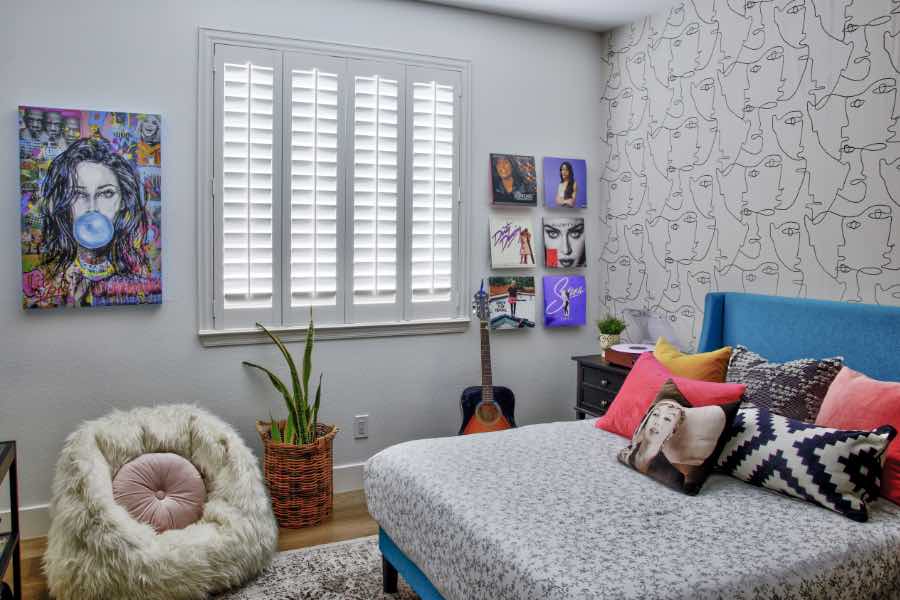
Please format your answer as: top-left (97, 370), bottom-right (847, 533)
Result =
top-left (382, 555), bottom-right (399, 593)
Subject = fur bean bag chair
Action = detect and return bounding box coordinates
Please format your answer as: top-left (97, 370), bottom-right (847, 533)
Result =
top-left (45, 404), bottom-right (278, 600)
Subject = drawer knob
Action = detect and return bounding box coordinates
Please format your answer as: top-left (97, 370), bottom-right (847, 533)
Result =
top-left (600, 379), bottom-right (609, 387)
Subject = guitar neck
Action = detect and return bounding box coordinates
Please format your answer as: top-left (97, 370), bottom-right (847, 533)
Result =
top-left (480, 321), bottom-right (493, 401)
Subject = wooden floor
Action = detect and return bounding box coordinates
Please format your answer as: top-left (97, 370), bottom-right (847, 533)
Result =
top-left (3, 489), bottom-right (376, 600)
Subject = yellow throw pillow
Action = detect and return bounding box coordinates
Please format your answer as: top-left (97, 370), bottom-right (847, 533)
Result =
top-left (653, 337), bottom-right (732, 383)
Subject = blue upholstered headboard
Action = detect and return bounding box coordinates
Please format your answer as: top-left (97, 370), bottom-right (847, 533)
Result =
top-left (697, 293), bottom-right (900, 382)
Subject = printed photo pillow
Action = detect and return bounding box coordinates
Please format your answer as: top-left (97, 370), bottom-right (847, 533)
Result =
top-left (618, 379), bottom-right (740, 495)
top-left (718, 407), bottom-right (896, 522)
top-left (726, 346), bottom-right (842, 422)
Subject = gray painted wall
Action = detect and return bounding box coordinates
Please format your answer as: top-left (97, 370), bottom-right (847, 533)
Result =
top-left (598, 0), bottom-right (900, 350)
top-left (0, 0), bottom-right (605, 516)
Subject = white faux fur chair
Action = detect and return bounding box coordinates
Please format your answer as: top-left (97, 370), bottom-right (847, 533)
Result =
top-left (44, 404), bottom-right (278, 600)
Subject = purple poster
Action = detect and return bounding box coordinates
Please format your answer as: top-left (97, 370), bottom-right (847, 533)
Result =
top-left (543, 157), bottom-right (586, 208)
top-left (543, 275), bottom-right (586, 327)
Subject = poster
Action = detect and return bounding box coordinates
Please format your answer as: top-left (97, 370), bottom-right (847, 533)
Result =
top-left (488, 276), bottom-right (536, 329)
top-left (19, 106), bottom-right (162, 308)
top-left (490, 215), bottom-right (536, 268)
top-left (490, 153), bottom-right (537, 206)
top-left (543, 275), bottom-right (586, 327)
top-left (543, 157), bottom-right (587, 208)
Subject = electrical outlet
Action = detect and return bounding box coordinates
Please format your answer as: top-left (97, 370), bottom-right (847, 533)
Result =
top-left (354, 415), bottom-right (369, 439)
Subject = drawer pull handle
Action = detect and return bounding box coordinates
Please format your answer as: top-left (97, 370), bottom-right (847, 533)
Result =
top-left (600, 379), bottom-right (609, 386)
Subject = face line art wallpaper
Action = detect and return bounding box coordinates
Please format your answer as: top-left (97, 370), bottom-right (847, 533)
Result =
top-left (19, 106), bottom-right (162, 309)
top-left (598, 0), bottom-right (900, 351)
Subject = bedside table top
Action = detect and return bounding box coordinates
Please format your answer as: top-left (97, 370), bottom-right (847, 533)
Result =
top-left (571, 354), bottom-right (632, 373)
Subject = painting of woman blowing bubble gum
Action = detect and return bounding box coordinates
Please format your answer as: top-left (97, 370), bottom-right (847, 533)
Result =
top-left (19, 106), bottom-right (162, 309)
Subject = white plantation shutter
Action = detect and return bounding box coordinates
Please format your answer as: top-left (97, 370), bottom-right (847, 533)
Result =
top-left (350, 62), bottom-right (404, 321)
top-left (406, 67), bottom-right (460, 319)
top-left (203, 37), bottom-right (467, 337)
top-left (214, 45), bottom-right (282, 328)
top-left (283, 53), bottom-right (345, 324)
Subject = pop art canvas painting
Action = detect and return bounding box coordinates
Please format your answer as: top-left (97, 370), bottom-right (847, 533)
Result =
top-left (543, 216), bottom-right (586, 268)
top-left (543, 275), bottom-right (586, 327)
top-left (490, 153), bottom-right (537, 205)
top-left (19, 106), bottom-right (162, 309)
top-left (543, 157), bottom-right (587, 208)
top-left (488, 276), bottom-right (536, 329)
top-left (490, 215), bottom-right (536, 268)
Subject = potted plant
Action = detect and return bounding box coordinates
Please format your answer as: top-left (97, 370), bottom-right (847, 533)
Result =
top-left (244, 315), bottom-right (338, 529)
top-left (597, 315), bottom-right (626, 354)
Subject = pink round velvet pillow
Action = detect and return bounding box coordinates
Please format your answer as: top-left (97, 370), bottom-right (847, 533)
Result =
top-left (112, 452), bottom-right (206, 533)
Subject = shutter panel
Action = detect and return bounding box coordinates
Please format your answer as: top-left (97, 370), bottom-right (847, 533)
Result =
top-left (351, 64), bottom-right (404, 319)
top-left (410, 79), bottom-right (455, 303)
top-left (283, 53), bottom-right (345, 324)
top-left (214, 45), bottom-right (282, 328)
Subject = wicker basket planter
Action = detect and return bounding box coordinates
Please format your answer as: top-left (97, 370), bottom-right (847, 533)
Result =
top-left (257, 421), bottom-right (339, 529)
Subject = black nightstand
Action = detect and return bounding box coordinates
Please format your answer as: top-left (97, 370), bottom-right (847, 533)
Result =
top-left (572, 355), bottom-right (631, 419)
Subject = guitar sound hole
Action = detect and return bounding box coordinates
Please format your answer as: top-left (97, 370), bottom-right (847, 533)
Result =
top-left (476, 403), bottom-right (500, 423)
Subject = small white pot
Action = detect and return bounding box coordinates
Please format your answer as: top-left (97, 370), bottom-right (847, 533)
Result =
top-left (599, 333), bottom-right (621, 353)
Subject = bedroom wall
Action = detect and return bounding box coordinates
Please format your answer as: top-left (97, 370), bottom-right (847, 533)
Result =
top-left (0, 0), bottom-right (605, 535)
top-left (597, 0), bottom-right (900, 350)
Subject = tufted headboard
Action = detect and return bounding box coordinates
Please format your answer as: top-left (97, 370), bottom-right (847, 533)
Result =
top-left (697, 292), bottom-right (900, 382)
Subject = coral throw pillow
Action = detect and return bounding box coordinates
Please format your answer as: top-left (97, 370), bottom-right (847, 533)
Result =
top-left (113, 452), bottom-right (207, 533)
top-left (596, 353), bottom-right (746, 439)
top-left (815, 367), bottom-right (900, 506)
top-left (653, 337), bottom-right (732, 382)
top-left (618, 379), bottom-right (740, 495)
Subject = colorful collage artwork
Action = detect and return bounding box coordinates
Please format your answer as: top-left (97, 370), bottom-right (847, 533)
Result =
top-left (19, 106), bottom-right (162, 309)
top-left (490, 215), bottom-right (536, 268)
top-left (543, 275), bottom-right (587, 328)
top-left (488, 276), bottom-right (536, 330)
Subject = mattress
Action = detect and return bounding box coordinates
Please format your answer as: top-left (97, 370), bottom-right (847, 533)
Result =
top-left (364, 419), bottom-right (900, 600)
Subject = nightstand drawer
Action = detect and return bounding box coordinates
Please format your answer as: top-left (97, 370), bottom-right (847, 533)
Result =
top-left (583, 367), bottom-right (626, 393)
top-left (580, 386), bottom-right (616, 415)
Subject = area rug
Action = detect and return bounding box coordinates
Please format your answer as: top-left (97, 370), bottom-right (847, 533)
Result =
top-left (216, 535), bottom-right (419, 599)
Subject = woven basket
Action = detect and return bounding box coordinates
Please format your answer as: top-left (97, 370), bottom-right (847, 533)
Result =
top-left (256, 421), bottom-right (339, 529)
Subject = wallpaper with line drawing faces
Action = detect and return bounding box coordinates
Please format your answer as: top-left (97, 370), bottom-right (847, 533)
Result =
top-left (597, 0), bottom-right (900, 351)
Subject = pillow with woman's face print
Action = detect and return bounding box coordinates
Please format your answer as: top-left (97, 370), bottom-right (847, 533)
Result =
top-left (618, 379), bottom-right (740, 495)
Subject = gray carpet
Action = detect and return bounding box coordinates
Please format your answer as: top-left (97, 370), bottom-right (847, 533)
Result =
top-left (216, 535), bottom-right (419, 599)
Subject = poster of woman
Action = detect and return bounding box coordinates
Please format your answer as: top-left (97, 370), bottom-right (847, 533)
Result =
top-left (488, 276), bottom-right (536, 330)
top-left (490, 153), bottom-right (537, 205)
top-left (542, 275), bottom-right (586, 327)
top-left (19, 106), bottom-right (162, 309)
top-left (543, 157), bottom-right (587, 208)
top-left (543, 216), bottom-right (586, 268)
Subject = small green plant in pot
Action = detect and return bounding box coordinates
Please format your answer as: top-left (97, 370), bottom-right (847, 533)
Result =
top-left (244, 314), bottom-right (339, 528)
top-left (597, 315), bottom-right (626, 354)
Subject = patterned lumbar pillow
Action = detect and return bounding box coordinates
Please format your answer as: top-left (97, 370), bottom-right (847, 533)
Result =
top-left (717, 407), bottom-right (896, 522)
top-left (618, 379), bottom-right (740, 495)
top-left (726, 345), bottom-right (842, 422)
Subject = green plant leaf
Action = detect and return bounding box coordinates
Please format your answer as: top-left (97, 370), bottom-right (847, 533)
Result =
top-left (310, 374), bottom-right (323, 440)
top-left (243, 360), bottom-right (297, 429)
top-left (255, 322), bottom-right (304, 428)
top-left (301, 310), bottom-right (314, 412)
top-left (269, 412), bottom-right (282, 443)
top-left (284, 411), bottom-right (295, 445)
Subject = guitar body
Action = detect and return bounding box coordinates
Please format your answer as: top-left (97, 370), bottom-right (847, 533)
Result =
top-left (459, 386), bottom-right (517, 435)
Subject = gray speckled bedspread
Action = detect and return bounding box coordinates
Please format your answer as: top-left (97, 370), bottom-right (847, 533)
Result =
top-left (364, 419), bottom-right (900, 600)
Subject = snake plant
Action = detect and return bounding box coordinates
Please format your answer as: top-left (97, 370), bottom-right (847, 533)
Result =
top-left (243, 315), bottom-right (323, 445)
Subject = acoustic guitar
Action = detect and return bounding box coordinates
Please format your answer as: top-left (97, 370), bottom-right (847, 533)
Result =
top-left (459, 281), bottom-right (517, 435)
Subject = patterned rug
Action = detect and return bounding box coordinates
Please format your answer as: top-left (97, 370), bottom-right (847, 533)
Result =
top-left (216, 535), bottom-right (419, 599)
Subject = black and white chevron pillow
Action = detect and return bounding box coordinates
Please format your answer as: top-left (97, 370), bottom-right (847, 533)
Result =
top-left (717, 408), bottom-right (896, 522)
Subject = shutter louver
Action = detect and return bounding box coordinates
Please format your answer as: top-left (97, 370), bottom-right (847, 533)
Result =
top-left (353, 75), bottom-right (399, 304)
top-left (222, 60), bottom-right (275, 310)
top-left (411, 80), bottom-right (455, 302)
top-left (290, 67), bottom-right (339, 307)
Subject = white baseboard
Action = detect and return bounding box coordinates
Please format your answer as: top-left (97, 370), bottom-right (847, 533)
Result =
top-left (3, 463), bottom-right (365, 540)
top-left (1, 503), bottom-right (50, 541)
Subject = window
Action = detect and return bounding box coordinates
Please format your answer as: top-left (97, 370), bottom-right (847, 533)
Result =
top-left (197, 31), bottom-right (470, 345)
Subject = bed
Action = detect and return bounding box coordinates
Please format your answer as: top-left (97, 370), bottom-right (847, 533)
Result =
top-left (364, 293), bottom-right (900, 600)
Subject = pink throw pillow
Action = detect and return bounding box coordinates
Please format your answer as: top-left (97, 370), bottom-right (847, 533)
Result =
top-left (596, 353), bottom-right (746, 439)
top-left (113, 452), bottom-right (206, 533)
top-left (815, 367), bottom-right (900, 506)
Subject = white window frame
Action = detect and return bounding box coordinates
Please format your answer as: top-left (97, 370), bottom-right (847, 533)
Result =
top-left (196, 29), bottom-right (471, 347)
